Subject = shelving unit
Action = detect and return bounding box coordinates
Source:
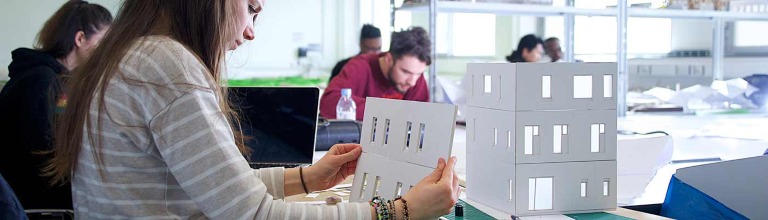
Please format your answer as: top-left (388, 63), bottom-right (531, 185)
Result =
top-left (628, 8), bottom-right (768, 20)
top-left (398, 1), bottom-right (616, 16)
top-left (394, 0), bottom-right (768, 116)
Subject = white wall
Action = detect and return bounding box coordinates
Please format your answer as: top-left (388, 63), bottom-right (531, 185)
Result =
top-left (0, 0), bottom-right (121, 80)
top-left (226, 0), bottom-right (362, 79)
top-left (410, 14), bottom-right (541, 80)
top-left (227, 0), bottom-right (322, 78)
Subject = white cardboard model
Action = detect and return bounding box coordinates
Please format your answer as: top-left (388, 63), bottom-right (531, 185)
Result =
top-left (674, 156), bottom-right (768, 219)
top-left (465, 62), bottom-right (618, 216)
top-left (349, 98), bottom-right (458, 202)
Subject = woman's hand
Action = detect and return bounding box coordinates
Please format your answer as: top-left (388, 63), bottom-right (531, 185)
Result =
top-left (304, 144), bottom-right (362, 192)
top-left (400, 157), bottom-right (460, 220)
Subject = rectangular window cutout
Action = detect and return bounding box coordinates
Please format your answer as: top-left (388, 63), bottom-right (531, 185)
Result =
top-left (472, 119), bottom-right (477, 141)
top-left (418, 123), bottom-right (426, 152)
top-left (573, 75), bottom-right (593, 99)
top-left (404, 122), bottom-right (412, 151)
top-left (553, 125), bottom-right (562, 154)
top-left (580, 181), bottom-right (587, 197)
top-left (359, 173), bottom-right (368, 200)
top-left (535, 177), bottom-right (554, 210)
top-left (493, 128), bottom-right (498, 147)
top-left (533, 126), bottom-right (539, 136)
top-left (370, 117), bottom-right (378, 143)
top-left (600, 123), bottom-right (605, 134)
top-left (562, 125), bottom-right (568, 135)
top-left (524, 126), bottom-right (534, 155)
top-left (508, 179), bottom-right (514, 201)
top-left (373, 176), bottom-right (381, 197)
top-left (603, 179), bottom-right (609, 196)
top-left (542, 75), bottom-right (551, 98)
top-left (507, 130), bottom-right (512, 149)
top-left (528, 178), bottom-right (536, 210)
top-left (395, 182), bottom-right (403, 197)
top-left (483, 75), bottom-right (492, 94)
top-left (498, 75), bottom-right (503, 101)
top-left (384, 119), bottom-right (391, 145)
top-left (604, 75), bottom-right (613, 98)
top-left (591, 124), bottom-right (600, 153)
top-left (529, 177), bottom-right (554, 210)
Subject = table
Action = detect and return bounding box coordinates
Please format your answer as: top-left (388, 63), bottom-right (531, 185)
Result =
top-left (285, 178), bottom-right (669, 219)
top-left (304, 113), bottom-right (767, 217)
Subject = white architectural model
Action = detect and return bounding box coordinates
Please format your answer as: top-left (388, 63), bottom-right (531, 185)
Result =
top-left (465, 62), bottom-right (618, 216)
top-left (350, 98), bottom-right (458, 202)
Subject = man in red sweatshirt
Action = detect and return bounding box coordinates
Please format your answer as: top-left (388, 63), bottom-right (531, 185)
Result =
top-left (320, 27), bottom-right (431, 121)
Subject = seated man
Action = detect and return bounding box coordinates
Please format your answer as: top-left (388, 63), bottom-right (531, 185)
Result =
top-left (329, 24), bottom-right (382, 82)
top-left (320, 27), bottom-right (431, 121)
top-left (544, 37), bottom-right (563, 62)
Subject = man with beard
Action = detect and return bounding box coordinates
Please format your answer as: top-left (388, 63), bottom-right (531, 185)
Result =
top-left (320, 27), bottom-right (431, 121)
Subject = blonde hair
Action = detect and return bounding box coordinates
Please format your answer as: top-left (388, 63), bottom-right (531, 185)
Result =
top-left (45, 0), bottom-right (252, 184)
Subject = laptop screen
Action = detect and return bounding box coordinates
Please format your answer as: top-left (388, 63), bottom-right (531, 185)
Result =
top-left (228, 87), bottom-right (320, 164)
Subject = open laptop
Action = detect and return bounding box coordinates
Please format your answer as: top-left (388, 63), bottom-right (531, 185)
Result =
top-left (228, 87), bottom-right (320, 169)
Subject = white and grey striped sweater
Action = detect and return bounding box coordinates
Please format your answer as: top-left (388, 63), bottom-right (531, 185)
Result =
top-left (72, 36), bottom-right (371, 219)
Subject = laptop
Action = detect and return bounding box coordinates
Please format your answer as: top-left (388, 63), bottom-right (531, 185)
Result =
top-left (228, 87), bottom-right (320, 169)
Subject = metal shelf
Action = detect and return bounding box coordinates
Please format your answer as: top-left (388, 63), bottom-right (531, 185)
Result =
top-left (393, 0), bottom-right (768, 116)
top-left (398, 1), bottom-right (617, 17)
top-left (628, 8), bottom-right (768, 20)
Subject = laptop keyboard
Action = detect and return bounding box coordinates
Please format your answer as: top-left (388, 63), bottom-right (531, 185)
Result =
top-left (249, 163), bottom-right (304, 169)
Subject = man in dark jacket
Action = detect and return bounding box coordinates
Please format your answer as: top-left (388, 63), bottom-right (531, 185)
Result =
top-left (329, 24), bottom-right (382, 82)
top-left (0, 1), bottom-right (112, 210)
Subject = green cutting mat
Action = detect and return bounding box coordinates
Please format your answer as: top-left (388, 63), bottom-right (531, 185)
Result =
top-left (443, 200), bottom-right (633, 220)
top-left (227, 76), bottom-right (326, 87)
top-left (565, 212), bottom-right (634, 220)
top-left (442, 200), bottom-right (495, 220)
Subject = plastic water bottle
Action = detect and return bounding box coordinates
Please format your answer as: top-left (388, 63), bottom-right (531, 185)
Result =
top-left (336, 88), bottom-right (356, 120)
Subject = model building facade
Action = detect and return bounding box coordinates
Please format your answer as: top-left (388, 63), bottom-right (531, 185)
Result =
top-left (465, 62), bottom-right (618, 216)
top-left (350, 98), bottom-right (458, 202)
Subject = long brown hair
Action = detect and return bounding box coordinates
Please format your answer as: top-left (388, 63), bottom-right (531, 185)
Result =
top-left (45, 0), bottom-right (251, 184)
top-left (36, 0), bottom-right (113, 59)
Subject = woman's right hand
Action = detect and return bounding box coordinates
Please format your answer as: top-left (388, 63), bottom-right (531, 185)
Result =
top-left (400, 156), bottom-right (461, 220)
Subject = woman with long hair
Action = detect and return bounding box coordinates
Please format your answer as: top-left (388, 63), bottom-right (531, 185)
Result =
top-left (46, 0), bottom-right (459, 218)
top-left (506, 34), bottom-right (544, 63)
top-left (0, 0), bottom-right (112, 210)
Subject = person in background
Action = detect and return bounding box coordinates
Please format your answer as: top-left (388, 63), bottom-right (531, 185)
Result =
top-left (320, 27), bottom-right (431, 121)
top-left (329, 24), bottom-right (382, 82)
top-left (544, 37), bottom-right (563, 62)
top-left (0, 0), bottom-right (112, 210)
top-left (44, 0), bottom-right (458, 218)
top-left (505, 34), bottom-right (544, 63)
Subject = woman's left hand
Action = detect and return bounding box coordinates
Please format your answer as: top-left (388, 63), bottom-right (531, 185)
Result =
top-left (305, 144), bottom-right (362, 191)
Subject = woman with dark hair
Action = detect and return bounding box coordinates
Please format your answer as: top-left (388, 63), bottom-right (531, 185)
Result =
top-left (506, 34), bottom-right (544, 63)
top-left (44, 0), bottom-right (458, 218)
top-left (0, 0), bottom-right (112, 210)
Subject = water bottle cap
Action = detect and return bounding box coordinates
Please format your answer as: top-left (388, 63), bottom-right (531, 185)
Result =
top-left (341, 88), bottom-right (352, 97)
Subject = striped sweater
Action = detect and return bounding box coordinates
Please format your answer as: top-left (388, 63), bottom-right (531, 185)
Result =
top-left (72, 36), bottom-right (371, 219)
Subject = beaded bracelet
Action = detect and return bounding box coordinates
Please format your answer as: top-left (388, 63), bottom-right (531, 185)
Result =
top-left (371, 196), bottom-right (384, 220)
top-left (395, 196), bottom-right (410, 220)
top-left (381, 198), bottom-right (390, 220)
top-left (388, 199), bottom-right (397, 219)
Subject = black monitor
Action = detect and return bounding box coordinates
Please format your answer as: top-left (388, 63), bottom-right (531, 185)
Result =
top-left (228, 87), bottom-right (320, 164)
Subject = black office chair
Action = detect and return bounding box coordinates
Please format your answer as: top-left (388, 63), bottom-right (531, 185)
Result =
top-left (0, 174), bottom-right (73, 220)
